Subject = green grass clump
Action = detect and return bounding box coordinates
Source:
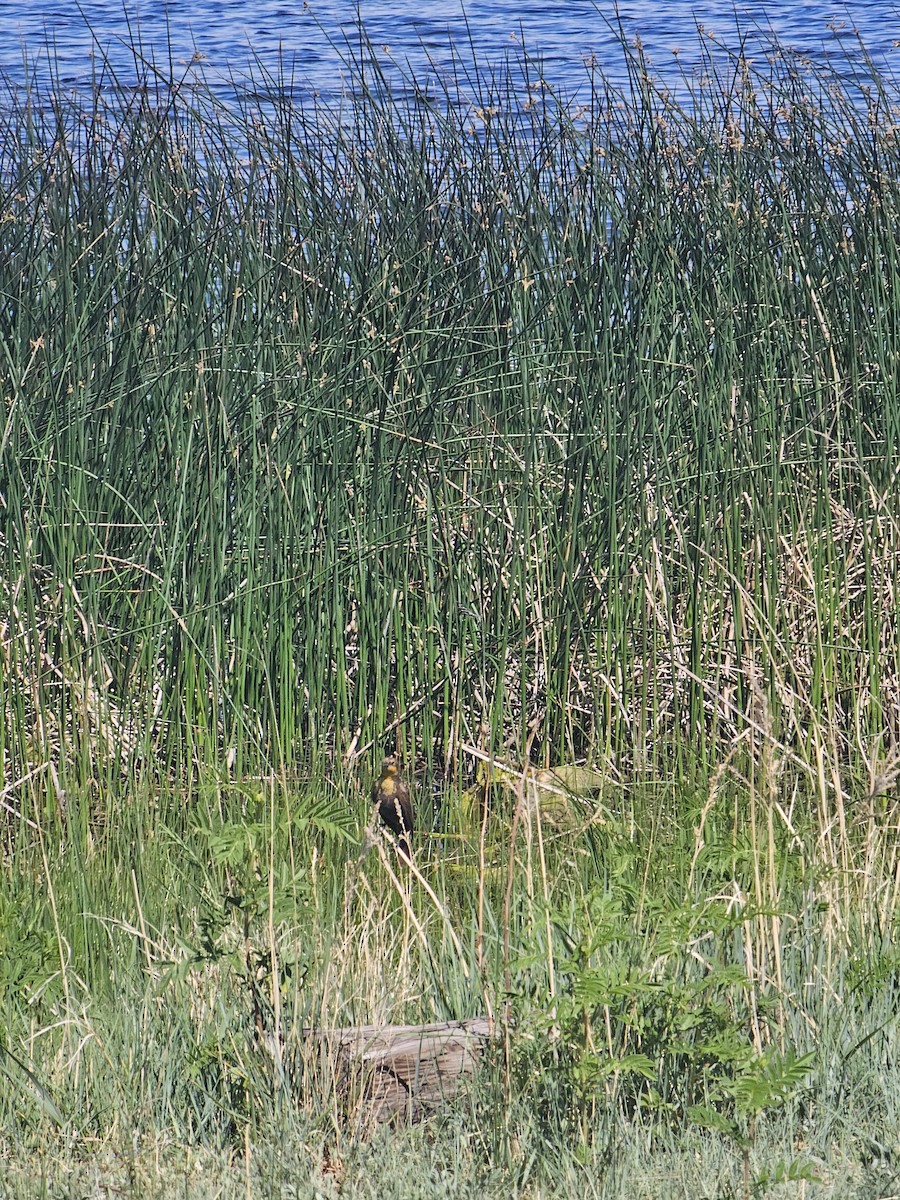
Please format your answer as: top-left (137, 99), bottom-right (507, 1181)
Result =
top-left (2, 21), bottom-right (900, 1200)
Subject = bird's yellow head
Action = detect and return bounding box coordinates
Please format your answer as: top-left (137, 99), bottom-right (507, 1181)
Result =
top-left (380, 755), bottom-right (400, 777)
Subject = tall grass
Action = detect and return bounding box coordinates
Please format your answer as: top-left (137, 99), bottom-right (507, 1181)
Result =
top-left (2, 23), bottom-right (900, 1199)
top-left (3, 23), bottom-right (899, 790)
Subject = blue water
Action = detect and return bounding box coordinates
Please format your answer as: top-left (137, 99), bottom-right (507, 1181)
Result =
top-left (1, 2), bottom-right (898, 102)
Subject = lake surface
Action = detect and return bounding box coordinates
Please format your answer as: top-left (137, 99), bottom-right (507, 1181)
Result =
top-left (1, 1), bottom-right (898, 105)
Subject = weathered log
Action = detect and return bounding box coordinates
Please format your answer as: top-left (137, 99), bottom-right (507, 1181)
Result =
top-left (308, 1018), bottom-right (494, 1124)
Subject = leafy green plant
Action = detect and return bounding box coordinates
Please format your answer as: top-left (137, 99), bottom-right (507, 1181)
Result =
top-left (511, 883), bottom-right (816, 1187)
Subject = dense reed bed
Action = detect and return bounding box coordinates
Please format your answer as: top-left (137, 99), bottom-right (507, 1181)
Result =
top-left (2, 24), bottom-right (900, 1199)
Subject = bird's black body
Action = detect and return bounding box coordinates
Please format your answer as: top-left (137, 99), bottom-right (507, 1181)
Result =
top-left (372, 755), bottom-right (413, 857)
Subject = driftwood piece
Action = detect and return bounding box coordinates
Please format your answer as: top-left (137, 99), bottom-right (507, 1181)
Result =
top-left (309, 1018), bottom-right (494, 1124)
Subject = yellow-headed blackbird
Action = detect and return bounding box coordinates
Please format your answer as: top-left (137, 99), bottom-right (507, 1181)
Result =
top-left (372, 755), bottom-right (413, 858)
